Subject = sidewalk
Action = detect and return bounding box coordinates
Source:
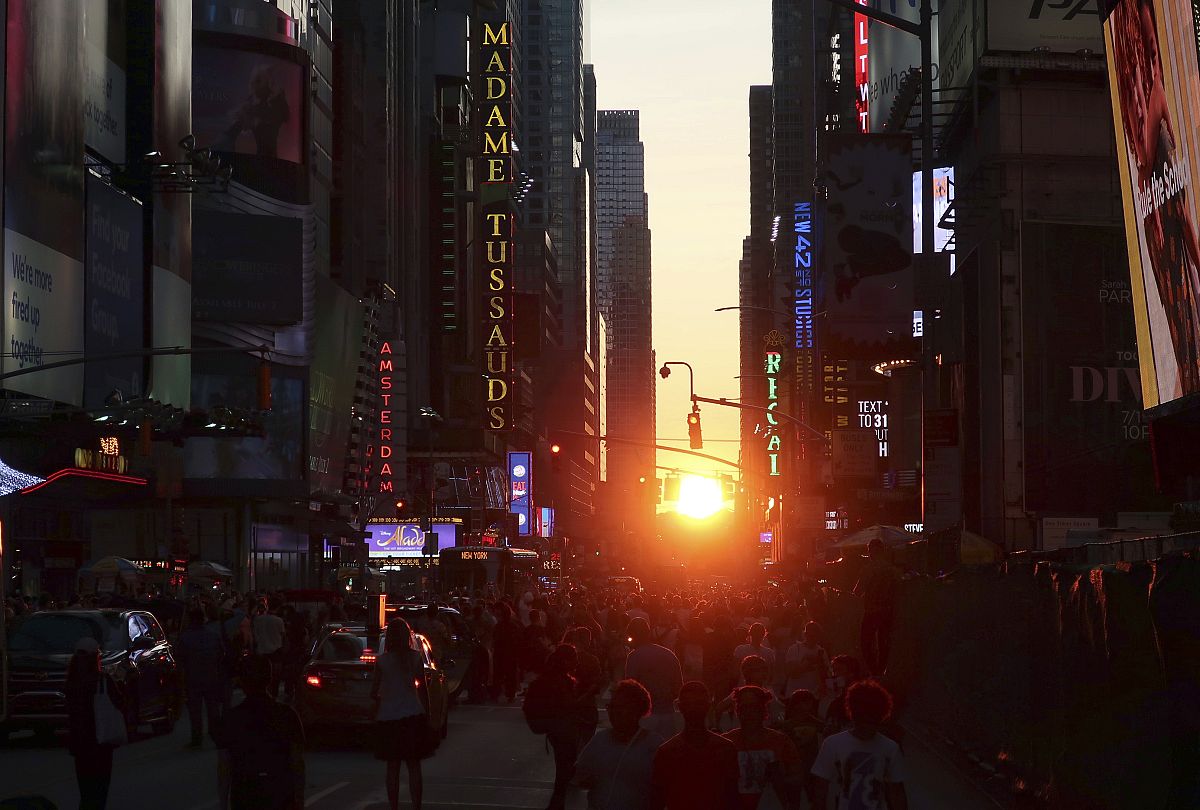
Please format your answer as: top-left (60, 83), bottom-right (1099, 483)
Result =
top-left (900, 719), bottom-right (1006, 809)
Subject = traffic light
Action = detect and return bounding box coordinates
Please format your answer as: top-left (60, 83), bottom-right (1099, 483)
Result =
top-left (687, 410), bottom-right (703, 449)
top-left (550, 442), bottom-right (563, 473)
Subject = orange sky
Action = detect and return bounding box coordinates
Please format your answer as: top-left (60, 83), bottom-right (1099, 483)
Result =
top-left (591, 1), bottom-right (772, 478)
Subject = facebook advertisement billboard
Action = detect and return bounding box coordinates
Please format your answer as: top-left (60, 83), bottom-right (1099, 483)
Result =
top-left (509, 451), bottom-right (533, 537)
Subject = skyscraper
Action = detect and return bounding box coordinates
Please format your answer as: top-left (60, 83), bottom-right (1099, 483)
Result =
top-left (596, 110), bottom-right (653, 508)
top-left (520, 0), bottom-right (600, 538)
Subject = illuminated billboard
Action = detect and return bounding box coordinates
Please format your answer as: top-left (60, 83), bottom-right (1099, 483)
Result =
top-left (367, 521), bottom-right (459, 558)
top-left (508, 451), bottom-right (533, 536)
top-left (913, 167), bottom-right (955, 275)
top-left (479, 19), bottom-right (515, 430)
top-left (1104, 0), bottom-right (1200, 408)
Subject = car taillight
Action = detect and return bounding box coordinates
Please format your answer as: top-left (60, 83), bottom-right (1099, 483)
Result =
top-left (361, 650), bottom-right (377, 664)
top-left (305, 674), bottom-right (322, 688)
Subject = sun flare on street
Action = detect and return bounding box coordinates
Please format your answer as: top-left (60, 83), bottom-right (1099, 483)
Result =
top-left (675, 475), bottom-right (725, 520)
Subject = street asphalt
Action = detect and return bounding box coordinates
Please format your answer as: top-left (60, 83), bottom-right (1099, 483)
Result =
top-left (0, 699), bottom-right (999, 809)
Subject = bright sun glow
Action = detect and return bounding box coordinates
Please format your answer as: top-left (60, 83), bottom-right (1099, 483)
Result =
top-left (676, 475), bottom-right (724, 519)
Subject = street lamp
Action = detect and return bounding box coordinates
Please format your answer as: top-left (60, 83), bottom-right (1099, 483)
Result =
top-left (418, 407), bottom-right (443, 561)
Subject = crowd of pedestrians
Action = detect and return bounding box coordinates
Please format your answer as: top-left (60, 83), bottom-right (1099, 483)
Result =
top-left (6, 538), bottom-right (906, 810)
top-left (498, 563), bottom-right (907, 810)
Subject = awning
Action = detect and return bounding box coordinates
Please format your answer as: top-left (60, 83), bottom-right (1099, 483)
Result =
top-left (188, 560), bottom-right (234, 578)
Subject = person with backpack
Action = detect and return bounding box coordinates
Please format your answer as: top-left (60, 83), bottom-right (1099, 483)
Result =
top-left (213, 655), bottom-right (305, 810)
top-left (524, 644), bottom-right (583, 810)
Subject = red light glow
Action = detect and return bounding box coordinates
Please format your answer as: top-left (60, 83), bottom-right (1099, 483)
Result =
top-left (305, 674), bottom-right (322, 688)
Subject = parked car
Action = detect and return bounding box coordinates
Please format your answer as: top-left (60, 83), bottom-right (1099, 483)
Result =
top-left (296, 625), bottom-right (448, 742)
top-left (385, 604), bottom-right (478, 698)
top-left (3, 609), bottom-right (180, 738)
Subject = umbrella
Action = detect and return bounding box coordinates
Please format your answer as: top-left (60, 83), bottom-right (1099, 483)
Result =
top-left (88, 556), bottom-right (145, 575)
top-left (830, 524), bottom-right (919, 550)
top-left (188, 561), bottom-right (233, 578)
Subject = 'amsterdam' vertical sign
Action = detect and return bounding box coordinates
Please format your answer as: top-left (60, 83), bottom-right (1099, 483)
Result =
top-left (480, 18), bottom-right (515, 431)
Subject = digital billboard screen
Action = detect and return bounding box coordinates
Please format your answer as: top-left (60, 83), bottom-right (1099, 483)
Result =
top-left (1104, 0), bottom-right (1200, 409)
top-left (367, 522), bottom-right (458, 558)
top-left (509, 451), bottom-right (532, 536)
top-left (193, 45), bottom-right (305, 164)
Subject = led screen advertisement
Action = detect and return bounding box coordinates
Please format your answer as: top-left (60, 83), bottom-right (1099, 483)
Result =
top-left (913, 167), bottom-right (955, 274)
top-left (84, 174), bottom-right (144, 409)
top-left (1104, 0), bottom-right (1200, 409)
top-left (192, 210), bottom-right (303, 324)
top-left (821, 134), bottom-right (915, 353)
top-left (193, 45), bottom-right (305, 164)
top-left (4, 0), bottom-right (86, 406)
top-left (508, 451), bottom-right (533, 536)
top-left (367, 522), bottom-right (459, 558)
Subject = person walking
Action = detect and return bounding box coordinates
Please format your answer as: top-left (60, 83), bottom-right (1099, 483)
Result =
top-left (723, 685), bottom-right (801, 809)
top-left (624, 617), bottom-right (683, 739)
top-left (784, 622), bottom-right (831, 700)
top-left (650, 681), bottom-right (740, 810)
top-left (65, 637), bottom-right (121, 810)
top-left (252, 602), bottom-right (286, 697)
top-left (178, 606), bottom-right (225, 748)
top-left (812, 680), bottom-right (908, 810)
top-left (734, 622), bottom-right (776, 686)
top-left (370, 618), bottom-right (435, 810)
top-left (492, 602), bottom-right (523, 702)
top-left (854, 539), bottom-right (900, 676)
top-left (573, 680), bottom-right (665, 810)
top-left (522, 644), bottom-right (584, 810)
top-left (214, 655), bottom-right (305, 810)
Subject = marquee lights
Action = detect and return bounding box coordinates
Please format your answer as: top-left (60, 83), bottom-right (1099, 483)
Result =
top-left (794, 202), bottom-right (816, 428)
top-left (375, 340), bottom-right (396, 494)
top-left (764, 345), bottom-right (783, 477)
top-left (480, 19), bottom-right (515, 431)
top-left (855, 0), bottom-right (870, 132)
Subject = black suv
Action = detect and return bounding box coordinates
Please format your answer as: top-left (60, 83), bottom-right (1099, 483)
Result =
top-left (4, 610), bottom-right (180, 737)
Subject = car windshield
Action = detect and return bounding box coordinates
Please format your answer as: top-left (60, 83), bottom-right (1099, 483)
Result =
top-left (317, 632), bottom-right (369, 661)
top-left (8, 614), bottom-right (123, 654)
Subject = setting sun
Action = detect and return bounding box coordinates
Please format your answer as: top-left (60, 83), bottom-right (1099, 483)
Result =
top-left (675, 475), bottom-right (725, 520)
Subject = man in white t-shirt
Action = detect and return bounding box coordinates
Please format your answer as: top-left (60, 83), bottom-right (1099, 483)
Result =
top-left (812, 679), bottom-right (907, 810)
top-left (574, 679), bottom-right (665, 810)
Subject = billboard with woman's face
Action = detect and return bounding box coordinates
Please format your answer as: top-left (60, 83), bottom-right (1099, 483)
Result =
top-left (1105, 0), bottom-right (1200, 409)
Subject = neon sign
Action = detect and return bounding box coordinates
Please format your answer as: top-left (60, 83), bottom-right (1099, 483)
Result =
top-left (480, 19), bottom-right (514, 431)
top-left (855, 0), bottom-right (870, 132)
top-left (375, 340), bottom-right (396, 494)
top-left (764, 334), bottom-right (785, 477)
top-left (794, 202), bottom-right (816, 427)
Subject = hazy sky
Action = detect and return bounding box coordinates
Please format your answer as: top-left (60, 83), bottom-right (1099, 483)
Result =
top-left (590, 1), bottom-right (771, 477)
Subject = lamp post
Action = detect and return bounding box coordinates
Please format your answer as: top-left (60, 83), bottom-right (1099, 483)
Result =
top-left (418, 406), bottom-right (443, 574)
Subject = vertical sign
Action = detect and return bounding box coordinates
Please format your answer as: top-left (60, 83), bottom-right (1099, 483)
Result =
top-left (374, 340), bottom-right (397, 494)
top-left (764, 333), bottom-right (785, 477)
top-left (855, 0), bottom-right (870, 132)
top-left (480, 19), bottom-right (515, 430)
top-left (794, 203), bottom-right (816, 427)
top-left (508, 451), bottom-right (532, 536)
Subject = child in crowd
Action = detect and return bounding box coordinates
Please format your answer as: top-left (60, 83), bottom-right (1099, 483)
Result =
top-left (713, 654), bottom-right (783, 732)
